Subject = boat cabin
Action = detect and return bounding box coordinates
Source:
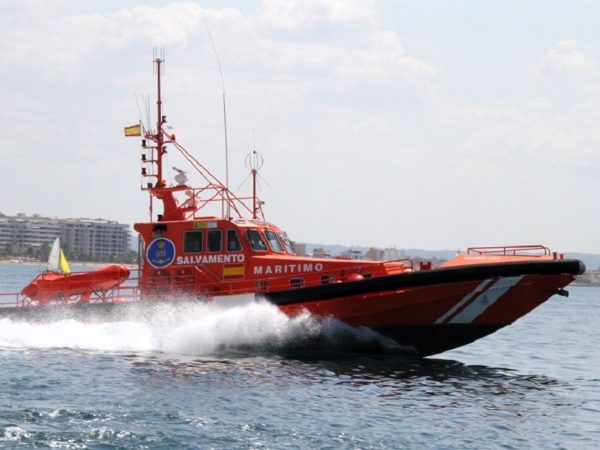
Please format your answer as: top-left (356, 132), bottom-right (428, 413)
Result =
top-left (134, 216), bottom-right (409, 298)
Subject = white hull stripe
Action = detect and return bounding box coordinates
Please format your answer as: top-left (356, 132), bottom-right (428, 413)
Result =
top-left (449, 276), bottom-right (523, 324)
top-left (435, 278), bottom-right (494, 324)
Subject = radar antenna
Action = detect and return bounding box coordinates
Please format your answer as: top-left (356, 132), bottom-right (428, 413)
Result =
top-left (245, 149), bottom-right (265, 220)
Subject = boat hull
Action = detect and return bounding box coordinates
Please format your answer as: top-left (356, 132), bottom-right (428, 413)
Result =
top-left (369, 324), bottom-right (504, 356)
top-left (267, 260), bottom-right (583, 355)
top-left (2, 260), bottom-right (584, 357)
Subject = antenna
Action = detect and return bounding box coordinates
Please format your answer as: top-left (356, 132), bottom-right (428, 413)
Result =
top-left (134, 93), bottom-right (144, 128)
top-left (245, 148), bottom-right (264, 219)
top-left (203, 15), bottom-right (231, 218)
top-left (146, 94), bottom-right (151, 132)
top-left (239, 130), bottom-right (270, 215)
top-left (153, 48), bottom-right (166, 188)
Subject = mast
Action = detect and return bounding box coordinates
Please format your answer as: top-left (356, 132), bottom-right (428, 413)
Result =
top-left (252, 161), bottom-right (257, 219)
top-left (136, 53), bottom-right (266, 222)
top-left (140, 50), bottom-right (166, 222)
top-left (155, 54), bottom-right (165, 188)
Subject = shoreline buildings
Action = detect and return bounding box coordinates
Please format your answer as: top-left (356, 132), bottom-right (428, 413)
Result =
top-left (0, 212), bottom-right (131, 262)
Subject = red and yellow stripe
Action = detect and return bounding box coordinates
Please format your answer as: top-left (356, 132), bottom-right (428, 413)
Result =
top-left (223, 264), bottom-right (244, 278)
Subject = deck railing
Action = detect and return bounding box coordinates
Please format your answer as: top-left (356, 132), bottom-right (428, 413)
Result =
top-left (467, 245), bottom-right (552, 257)
top-left (0, 292), bottom-right (26, 308)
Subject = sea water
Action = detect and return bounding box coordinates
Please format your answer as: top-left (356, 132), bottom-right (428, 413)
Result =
top-left (0, 263), bottom-right (599, 449)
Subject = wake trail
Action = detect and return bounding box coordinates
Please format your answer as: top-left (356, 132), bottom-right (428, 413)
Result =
top-left (0, 301), bottom-right (400, 356)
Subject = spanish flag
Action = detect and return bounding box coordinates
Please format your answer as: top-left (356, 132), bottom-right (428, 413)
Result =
top-left (124, 123), bottom-right (142, 137)
top-left (223, 264), bottom-right (245, 279)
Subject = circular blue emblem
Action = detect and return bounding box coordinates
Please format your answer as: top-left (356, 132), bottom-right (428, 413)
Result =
top-left (146, 238), bottom-right (176, 268)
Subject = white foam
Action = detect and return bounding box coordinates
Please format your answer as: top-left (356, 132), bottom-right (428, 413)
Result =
top-left (0, 301), bottom-right (399, 356)
top-left (1, 425), bottom-right (30, 441)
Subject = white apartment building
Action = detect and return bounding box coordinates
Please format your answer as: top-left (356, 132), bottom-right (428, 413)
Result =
top-left (0, 213), bottom-right (62, 251)
top-left (0, 212), bottom-right (130, 261)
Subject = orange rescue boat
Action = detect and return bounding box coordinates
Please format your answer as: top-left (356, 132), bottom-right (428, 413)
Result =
top-left (19, 238), bottom-right (130, 305)
top-left (1, 55), bottom-right (585, 358)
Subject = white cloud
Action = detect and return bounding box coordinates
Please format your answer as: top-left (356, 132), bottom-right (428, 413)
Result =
top-left (0, 0), bottom-right (437, 90)
top-left (451, 99), bottom-right (600, 171)
top-left (256, 0), bottom-right (379, 33)
top-left (537, 39), bottom-right (597, 75)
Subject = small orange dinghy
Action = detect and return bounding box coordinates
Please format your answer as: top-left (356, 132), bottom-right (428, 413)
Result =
top-left (20, 238), bottom-right (130, 305)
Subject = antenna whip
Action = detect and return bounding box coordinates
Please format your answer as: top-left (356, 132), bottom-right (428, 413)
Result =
top-left (203, 15), bottom-right (231, 218)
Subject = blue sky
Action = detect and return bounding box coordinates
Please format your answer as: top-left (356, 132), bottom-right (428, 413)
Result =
top-left (1, 1), bottom-right (599, 252)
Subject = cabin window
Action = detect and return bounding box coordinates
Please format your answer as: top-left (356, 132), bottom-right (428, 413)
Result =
top-left (279, 232), bottom-right (295, 254)
top-left (226, 230), bottom-right (242, 252)
top-left (247, 229), bottom-right (267, 252)
top-left (264, 230), bottom-right (284, 252)
top-left (184, 231), bottom-right (203, 253)
top-left (207, 230), bottom-right (222, 252)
